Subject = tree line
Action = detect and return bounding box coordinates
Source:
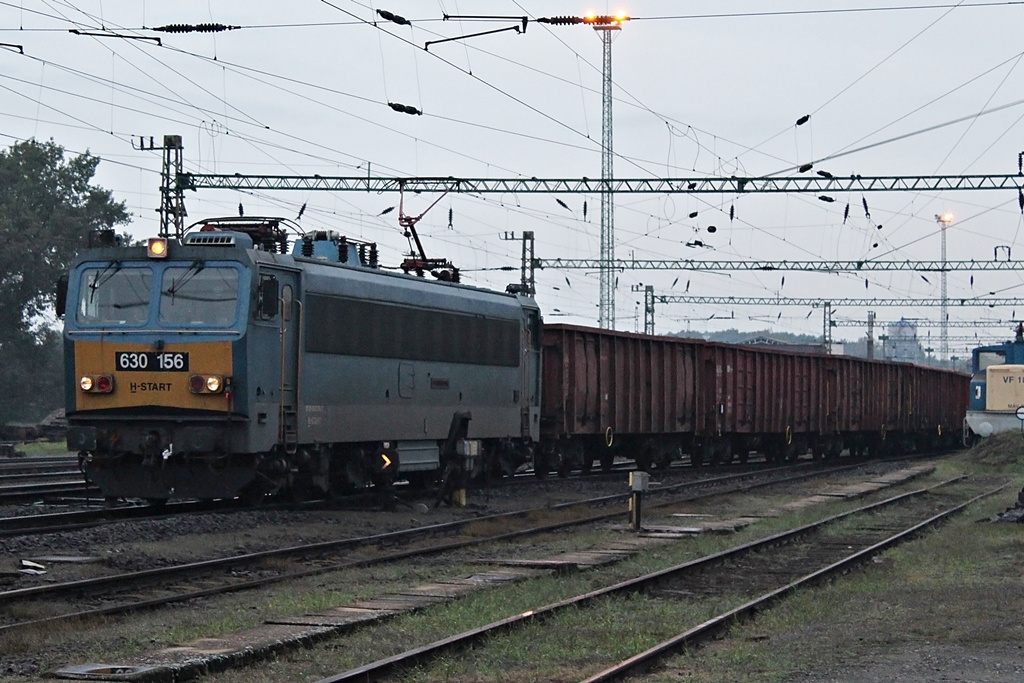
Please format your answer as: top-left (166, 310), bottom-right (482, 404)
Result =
top-left (0, 139), bottom-right (129, 425)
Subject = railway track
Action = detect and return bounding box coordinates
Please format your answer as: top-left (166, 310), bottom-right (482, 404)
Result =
top-left (0, 454), bottom-right (79, 477)
top-left (309, 476), bottom-right (1003, 682)
top-left (0, 479), bottom-right (99, 506)
top-left (0, 455), bottom-right (96, 505)
top-left (0, 459), bottom-right (871, 639)
top-left (0, 451), bottom-right (806, 537)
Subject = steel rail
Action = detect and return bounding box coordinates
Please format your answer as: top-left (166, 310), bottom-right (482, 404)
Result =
top-left (312, 476), bottom-right (997, 683)
top-left (582, 482), bottom-right (1006, 682)
top-left (0, 460), bottom-right (866, 635)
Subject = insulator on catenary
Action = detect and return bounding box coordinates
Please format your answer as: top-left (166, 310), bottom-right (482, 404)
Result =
top-left (1018, 189), bottom-right (1023, 213)
top-left (583, 200), bottom-right (588, 220)
top-left (688, 211), bottom-right (698, 219)
top-left (707, 225), bottom-right (717, 233)
top-left (388, 102), bottom-right (422, 115)
top-left (379, 206), bottom-right (394, 216)
top-left (537, 15), bottom-right (585, 24)
top-left (796, 114), bottom-right (810, 126)
top-left (818, 195), bottom-right (835, 203)
top-left (816, 170), bottom-right (833, 178)
top-left (843, 203), bottom-right (850, 224)
top-left (862, 196), bottom-right (871, 220)
top-left (376, 9), bottom-right (411, 25)
top-left (556, 198), bottom-right (570, 211)
top-left (153, 23), bottom-right (238, 33)
top-left (799, 163), bottom-right (813, 173)
top-left (729, 204), bottom-right (734, 221)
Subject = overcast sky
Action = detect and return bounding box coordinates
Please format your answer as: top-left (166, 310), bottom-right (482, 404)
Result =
top-left (4, 1), bottom-right (1024, 353)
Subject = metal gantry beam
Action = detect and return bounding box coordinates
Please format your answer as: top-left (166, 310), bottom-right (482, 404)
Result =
top-left (178, 173), bottom-right (1024, 194)
top-left (653, 296), bottom-right (1024, 307)
top-left (832, 319), bottom-right (1021, 328)
top-left (535, 258), bottom-right (1024, 271)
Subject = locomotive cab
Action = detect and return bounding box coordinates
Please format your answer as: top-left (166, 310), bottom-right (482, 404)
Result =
top-left (64, 231), bottom-right (258, 501)
top-left (964, 323), bottom-right (1024, 441)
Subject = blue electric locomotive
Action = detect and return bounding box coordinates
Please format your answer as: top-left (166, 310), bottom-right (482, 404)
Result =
top-left (60, 217), bottom-right (541, 503)
top-left (964, 323), bottom-right (1024, 442)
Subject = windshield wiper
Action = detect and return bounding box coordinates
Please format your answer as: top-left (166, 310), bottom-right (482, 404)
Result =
top-left (87, 261), bottom-right (122, 304)
top-left (163, 260), bottom-right (205, 301)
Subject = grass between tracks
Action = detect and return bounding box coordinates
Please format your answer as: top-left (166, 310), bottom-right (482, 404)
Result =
top-left (194, 452), bottom-right (1014, 683)
top-left (7, 444), bottom-right (1022, 683)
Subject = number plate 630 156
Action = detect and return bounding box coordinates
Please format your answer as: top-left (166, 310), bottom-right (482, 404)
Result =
top-left (115, 351), bottom-right (189, 372)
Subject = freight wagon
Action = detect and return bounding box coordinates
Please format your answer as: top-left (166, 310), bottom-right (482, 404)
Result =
top-left (539, 325), bottom-right (967, 475)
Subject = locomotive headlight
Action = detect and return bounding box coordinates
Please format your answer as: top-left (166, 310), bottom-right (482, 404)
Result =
top-left (147, 237), bottom-right (169, 258)
top-left (189, 374), bottom-right (225, 394)
top-left (80, 375), bottom-right (114, 393)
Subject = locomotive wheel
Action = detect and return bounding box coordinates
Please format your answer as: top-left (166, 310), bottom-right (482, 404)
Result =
top-left (239, 482), bottom-right (266, 507)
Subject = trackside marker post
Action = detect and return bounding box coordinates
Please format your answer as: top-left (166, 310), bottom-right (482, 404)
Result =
top-left (629, 471), bottom-right (650, 532)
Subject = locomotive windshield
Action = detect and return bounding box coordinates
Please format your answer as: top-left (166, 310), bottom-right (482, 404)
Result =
top-left (159, 266), bottom-right (239, 326)
top-left (76, 265), bottom-right (152, 325)
top-left (976, 350), bottom-right (1006, 372)
top-left (74, 262), bottom-right (242, 328)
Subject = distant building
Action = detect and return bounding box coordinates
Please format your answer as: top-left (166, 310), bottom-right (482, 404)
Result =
top-left (743, 336), bottom-right (829, 355)
top-left (884, 318), bottom-right (926, 363)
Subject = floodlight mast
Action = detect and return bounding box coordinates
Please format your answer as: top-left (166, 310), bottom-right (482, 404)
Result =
top-left (936, 211), bottom-right (955, 365)
top-left (589, 12), bottom-right (628, 329)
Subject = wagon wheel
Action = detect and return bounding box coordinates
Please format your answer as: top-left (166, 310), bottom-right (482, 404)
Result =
top-left (557, 453), bottom-right (573, 478)
top-left (533, 449), bottom-right (549, 479)
top-left (635, 451), bottom-right (653, 473)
